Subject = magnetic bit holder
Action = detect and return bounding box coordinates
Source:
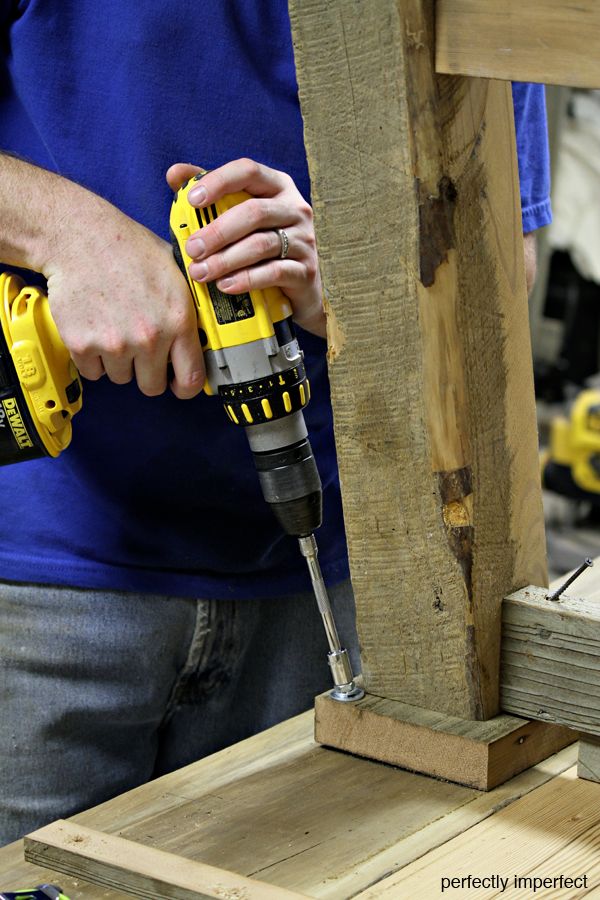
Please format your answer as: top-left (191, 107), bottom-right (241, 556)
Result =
top-left (546, 557), bottom-right (594, 602)
top-left (298, 534), bottom-right (364, 702)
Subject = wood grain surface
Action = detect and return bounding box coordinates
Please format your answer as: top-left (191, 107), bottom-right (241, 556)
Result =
top-left (436, 0), bottom-right (600, 89)
top-left (356, 767), bottom-right (600, 898)
top-left (579, 736), bottom-right (600, 784)
top-left (502, 586), bottom-right (600, 734)
top-left (288, 0), bottom-right (546, 719)
top-left (0, 714), bottom-right (577, 899)
top-left (315, 691), bottom-right (574, 789)
top-left (24, 820), bottom-right (308, 900)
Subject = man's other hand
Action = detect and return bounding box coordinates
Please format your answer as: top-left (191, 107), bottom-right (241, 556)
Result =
top-left (166, 159), bottom-right (326, 339)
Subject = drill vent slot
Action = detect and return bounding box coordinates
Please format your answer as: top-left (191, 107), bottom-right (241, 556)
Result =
top-left (195, 204), bottom-right (219, 229)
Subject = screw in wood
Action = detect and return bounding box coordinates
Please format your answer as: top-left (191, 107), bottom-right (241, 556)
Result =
top-left (546, 557), bottom-right (594, 602)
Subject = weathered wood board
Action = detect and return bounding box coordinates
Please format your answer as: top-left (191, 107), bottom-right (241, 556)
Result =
top-left (315, 691), bottom-right (575, 790)
top-left (501, 585), bottom-right (600, 735)
top-left (356, 767), bottom-right (600, 898)
top-left (289, 0), bottom-right (547, 721)
top-left (436, 0), bottom-right (600, 89)
top-left (0, 714), bottom-right (577, 900)
top-left (579, 735), bottom-right (600, 784)
top-left (24, 820), bottom-right (307, 900)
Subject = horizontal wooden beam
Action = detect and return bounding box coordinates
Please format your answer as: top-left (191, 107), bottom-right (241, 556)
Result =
top-left (24, 820), bottom-right (306, 900)
top-left (315, 692), bottom-right (573, 790)
top-left (436, 0), bottom-right (600, 89)
top-left (501, 585), bottom-right (600, 734)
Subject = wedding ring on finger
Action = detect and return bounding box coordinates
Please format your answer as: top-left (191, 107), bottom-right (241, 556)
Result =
top-left (276, 227), bottom-right (289, 260)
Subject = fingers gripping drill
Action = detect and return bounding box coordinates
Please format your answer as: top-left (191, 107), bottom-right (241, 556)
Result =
top-left (170, 172), bottom-right (363, 702)
top-left (0, 172), bottom-right (362, 702)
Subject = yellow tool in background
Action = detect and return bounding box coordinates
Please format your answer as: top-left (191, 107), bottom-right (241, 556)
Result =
top-left (542, 388), bottom-right (600, 499)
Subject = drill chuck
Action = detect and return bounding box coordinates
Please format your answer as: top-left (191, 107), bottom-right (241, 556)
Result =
top-left (252, 436), bottom-right (322, 537)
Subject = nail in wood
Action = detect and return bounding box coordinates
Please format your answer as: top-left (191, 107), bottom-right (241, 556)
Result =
top-left (547, 558), bottom-right (593, 602)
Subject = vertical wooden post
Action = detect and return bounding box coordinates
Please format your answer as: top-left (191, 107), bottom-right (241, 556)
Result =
top-left (288, 0), bottom-right (547, 721)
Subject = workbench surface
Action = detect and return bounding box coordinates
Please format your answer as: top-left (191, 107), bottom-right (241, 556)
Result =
top-left (0, 710), bottom-right (595, 899)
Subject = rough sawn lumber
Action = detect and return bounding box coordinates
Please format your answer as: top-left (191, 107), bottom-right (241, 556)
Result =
top-left (315, 692), bottom-right (574, 791)
top-left (288, 0), bottom-right (546, 720)
top-left (436, 0), bottom-right (600, 89)
top-left (5, 712), bottom-right (576, 900)
top-left (501, 585), bottom-right (600, 735)
top-left (579, 736), bottom-right (600, 784)
top-left (355, 767), bottom-right (600, 898)
top-left (24, 820), bottom-right (308, 900)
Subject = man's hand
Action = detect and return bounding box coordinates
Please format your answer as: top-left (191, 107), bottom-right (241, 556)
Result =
top-left (44, 193), bottom-right (204, 398)
top-left (0, 154), bottom-right (204, 399)
top-left (166, 158), bottom-right (326, 338)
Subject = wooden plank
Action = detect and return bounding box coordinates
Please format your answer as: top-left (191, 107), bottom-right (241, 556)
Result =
top-left (24, 820), bottom-right (308, 900)
top-left (579, 735), bottom-right (600, 784)
top-left (112, 722), bottom-right (480, 897)
top-left (0, 843), bottom-right (121, 900)
top-left (0, 714), bottom-right (577, 900)
top-left (336, 745), bottom-right (577, 899)
top-left (53, 735), bottom-right (581, 899)
top-left (501, 585), bottom-right (600, 735)
top-left (288, 0), bottom-right (546, 720)
top-left (355, 766), bottom-right (600, 899)
top-left (436, 0), bottom-right (600, 89)
top-left (315, 692), bottom-right (574, 790)
top-left (75, 712), bottom-right (317, 835)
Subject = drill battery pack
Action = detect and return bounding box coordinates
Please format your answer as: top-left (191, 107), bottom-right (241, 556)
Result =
top-left (0, 272), bottom-right (82, 466)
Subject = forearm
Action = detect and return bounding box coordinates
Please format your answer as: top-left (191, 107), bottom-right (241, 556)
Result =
top-left (0, 153), bottom-right (102, 274)
top-left (0, 152), bottom-right (203, 398)
top-left (523, 232), bottom-right (537, 296)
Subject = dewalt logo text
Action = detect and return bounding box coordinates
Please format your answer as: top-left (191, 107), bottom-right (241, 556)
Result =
top-left (1, 397), bottom-right (34, 449)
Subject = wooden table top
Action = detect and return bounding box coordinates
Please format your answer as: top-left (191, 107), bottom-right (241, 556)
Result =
top-left (0, 710), bottom-right (581, 899)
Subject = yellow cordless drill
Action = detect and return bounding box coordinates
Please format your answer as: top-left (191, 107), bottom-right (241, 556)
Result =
top-left (0, 173), bottom-right (362, 703)
top-left (170, 172), bottom-right (362, 702)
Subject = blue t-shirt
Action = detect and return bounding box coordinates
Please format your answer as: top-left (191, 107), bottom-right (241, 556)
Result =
top-left (0, 3), bottom-right (551, 599)
top-left (512, 82), bottom-right (552, 233)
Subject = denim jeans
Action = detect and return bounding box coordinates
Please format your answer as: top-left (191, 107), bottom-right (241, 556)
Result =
top-left (0, 578), bottom-right (359, 845)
